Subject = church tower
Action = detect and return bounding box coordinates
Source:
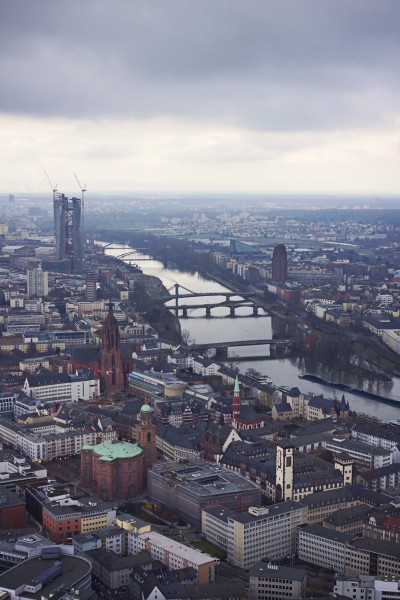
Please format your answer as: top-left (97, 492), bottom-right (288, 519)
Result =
top-left (276, 442), bottom-right (294, 502)
top-left (232, 375), bottom-right (241, 429)
top-left (136, 401), bottom-right (157, 485)
top-left (100, 302), bottom-right (124, 394)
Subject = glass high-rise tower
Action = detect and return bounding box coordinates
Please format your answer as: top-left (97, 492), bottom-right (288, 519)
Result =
top-left (53, 193), bottom-right (83, 271)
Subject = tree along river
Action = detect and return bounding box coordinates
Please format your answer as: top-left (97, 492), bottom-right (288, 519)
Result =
top-left (102, 242), bottom-right (400, 422)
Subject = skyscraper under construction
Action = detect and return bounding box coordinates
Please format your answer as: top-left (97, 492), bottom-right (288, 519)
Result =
top-left (53, 193), bottom-right (83, 271)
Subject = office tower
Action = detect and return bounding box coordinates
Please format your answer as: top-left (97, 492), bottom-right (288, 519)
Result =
top-left (85, 272), bottom-right (97, 301)
top-left (8, 194), bottom-right (15, 205)
top-left (27, 266), bottom-right (48, 298)
top-left (100, 302), bottom-right (124, 394)
top-left (53, 193), bottom-right (83, 271)
top-left (272, 244), bottom-right (287, 282)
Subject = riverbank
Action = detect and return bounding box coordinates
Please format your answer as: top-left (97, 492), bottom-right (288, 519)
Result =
top-left (99, 230), bottom-right (398, 380)
top-left (130, 272), bottom-right (182, 343)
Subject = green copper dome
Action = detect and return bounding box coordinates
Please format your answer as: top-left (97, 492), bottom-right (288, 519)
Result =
top-left (141, 403), bottom-right (153, 412)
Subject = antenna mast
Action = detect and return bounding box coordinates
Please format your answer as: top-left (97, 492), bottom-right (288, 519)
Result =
top-left (44, 171), bottom-right (59, 256)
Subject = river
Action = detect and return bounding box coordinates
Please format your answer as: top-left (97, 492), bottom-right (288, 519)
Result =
top-left (101, 242), bottom-right (400, 422)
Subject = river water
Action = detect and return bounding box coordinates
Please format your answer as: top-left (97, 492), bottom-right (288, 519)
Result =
top-left (101, 242), bottom-right (400, 422)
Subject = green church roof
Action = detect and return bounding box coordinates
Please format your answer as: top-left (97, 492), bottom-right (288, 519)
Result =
top-left (141, 404), bottom-right (153, 412)
top-left (85, 440), bottom-right (143, 461)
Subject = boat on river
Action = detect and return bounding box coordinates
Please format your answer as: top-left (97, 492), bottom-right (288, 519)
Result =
top-left (298, 372), bottom-right (398, 406)
top-left (256, 375), bottom-right (273, 385)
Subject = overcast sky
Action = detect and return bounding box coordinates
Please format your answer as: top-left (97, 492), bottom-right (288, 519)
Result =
top-left (1, 0), bottom-right (400, 195)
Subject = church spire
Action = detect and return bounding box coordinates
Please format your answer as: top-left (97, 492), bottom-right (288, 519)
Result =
top-left (100, 300), bottom-right (123, 394)
top-left (232, 374), bottom-right (241, 427)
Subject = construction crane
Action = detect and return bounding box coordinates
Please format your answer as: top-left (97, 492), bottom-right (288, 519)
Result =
top-left (44, 171), bottom-right (57, 195)
top-left (74, 173), bottom-right (86, 250)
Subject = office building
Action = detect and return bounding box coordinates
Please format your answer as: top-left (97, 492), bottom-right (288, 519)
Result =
top-left (148, 460), bottom-right (261, 528)
top-left (27, 266), bottom-right (48, 298)
top-left (22, 366), bottom-right (99, 403)
top-left (297, 524), bottom-right (349, 573)
top-left (202, 502), bottom-right (307, 569)
top-left (272, 244), bottom-right (287, 282)
top-left (297, 524), bottom-right (400, 579)
top-left (249, 563), bottom-right (307, 600)
top-left (53, 192), bottom-right (83, 271)
top-left (87, 549), bottom-right (152, 593)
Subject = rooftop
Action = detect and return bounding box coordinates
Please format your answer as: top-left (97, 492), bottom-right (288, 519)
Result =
top-left (0, 555), bottom-right (91, 599)
top-left (83, 440), bottom-right (143, 461)
top-left (136, 531), bottom-right (215, 566)
top-left (249, 561), bottom-right (307, 581)
top-left (231, 501), bottom-right (306, 525)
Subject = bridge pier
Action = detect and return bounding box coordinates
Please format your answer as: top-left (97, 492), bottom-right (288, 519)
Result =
top-left (174, 283), bottom-right (180, 318)
top-left (253, 306), bottom-right (259, 316)
top-left (230, 306), bottom-right (235, 317)
top-left (205, 305), bottom-right (211, 318)
top-left (182, 306), bottom-right (188, 318)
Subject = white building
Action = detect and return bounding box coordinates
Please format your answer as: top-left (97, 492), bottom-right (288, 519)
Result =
top-left (335, 575), bottom-right (400, 600)
top-left (297, 524), bottom-right (348, 574)
top-left (202, 502), bottom-right (308, 570)
top-left (27, 267), bottom-right (48, 298)
top-left (23, 368), bottom-right (99, 403)
top-left (127, 530), bottom-right (216, 584)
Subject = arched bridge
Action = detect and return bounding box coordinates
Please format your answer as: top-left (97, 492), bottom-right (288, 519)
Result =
top-left (162, 283), bottom-right (266, 317)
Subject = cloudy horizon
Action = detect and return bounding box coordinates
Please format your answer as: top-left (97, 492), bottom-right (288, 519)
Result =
top-left (1, 1), bottom-right (400, 195)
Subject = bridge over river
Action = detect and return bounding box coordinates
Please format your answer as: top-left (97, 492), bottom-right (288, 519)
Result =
top-left (162, 283), bottom-right (266, 317)
top-left (183, 338), bottom-right (295, 359)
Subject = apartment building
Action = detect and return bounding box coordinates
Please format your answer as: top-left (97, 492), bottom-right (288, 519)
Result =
top-left (0, 418), bottom-right (116, 461)
top-left (73, 526), bottom-right (125, 556)
top-left (42, 496), bottom-right (116, 543)
top-left (87, 549), bottom-right (152, 593)
top-left (127, 530), bottom-right (216, 584)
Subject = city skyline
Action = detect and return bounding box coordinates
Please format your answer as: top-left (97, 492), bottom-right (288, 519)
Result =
top-left (1, 1), bottom-right (400, 194)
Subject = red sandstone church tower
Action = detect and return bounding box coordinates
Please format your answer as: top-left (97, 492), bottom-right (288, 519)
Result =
top-left (100, 302), bottom-right (124, 393)
top-left (136, 402), bottom-right (157, 485)
top-left (232, 375), bottom-right (241, 429)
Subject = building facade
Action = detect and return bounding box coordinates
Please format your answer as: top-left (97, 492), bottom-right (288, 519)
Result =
top-left (27, 266), bottom-right (48, 298)
top-left (202, 502), bottom-right (307, 569)
top-left (272, 244), bottom-right (287, 282)
top-left (249, 563), bottom-right (307, 600)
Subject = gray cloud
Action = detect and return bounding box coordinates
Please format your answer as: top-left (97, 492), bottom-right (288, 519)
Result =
top-left (1, 0), bottom-right (400, 130)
